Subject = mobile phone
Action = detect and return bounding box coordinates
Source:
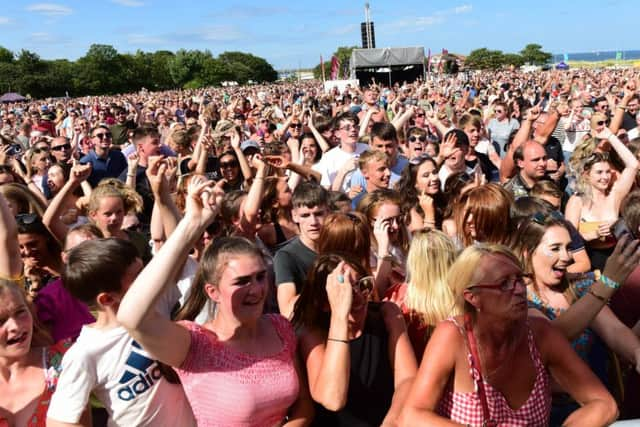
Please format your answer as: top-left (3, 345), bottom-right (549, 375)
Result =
top-left (7, 144), bottom-right (23, 157)
top-left (611, 218), bottom-right (635, 240)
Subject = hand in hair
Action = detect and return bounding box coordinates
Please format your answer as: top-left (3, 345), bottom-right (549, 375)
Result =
top-left (326, 261), bottom-right (354, 319)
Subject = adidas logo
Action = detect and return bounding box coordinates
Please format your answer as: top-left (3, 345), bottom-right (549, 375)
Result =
top-left (117, 341), bottom-right (162, 401)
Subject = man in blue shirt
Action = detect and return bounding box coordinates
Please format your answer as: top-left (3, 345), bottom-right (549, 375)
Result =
top-left (80, 125), bottom-right (128, 187)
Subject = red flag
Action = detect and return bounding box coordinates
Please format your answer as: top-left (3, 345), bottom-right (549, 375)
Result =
top-left (330, 55), bottom-right (340, 80)
top-left (427, 48), bottom-right (431, 73)
top-left (320, 55), bottom-right (326, 82)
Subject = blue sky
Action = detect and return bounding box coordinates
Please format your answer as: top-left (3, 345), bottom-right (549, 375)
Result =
top-left (0, 0), bottom-right (637, 70)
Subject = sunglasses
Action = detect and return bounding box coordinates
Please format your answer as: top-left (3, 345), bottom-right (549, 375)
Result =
top-left (51, 143), bottom-right (71, 151)
top-left (353, 275), bottom-right (374, 296)
top-left (15, 213), bottom-right (41, 226)
top-left (409, 154), bottom-right (435, 165)
top-left (33, 147), bottom-right (50, 154)
top-left (220, 160), bottom-right (239, 169)
top-left (291, 123), bottom-right (303, 129)
top-left (94, 132), bottom-right (112, 140)
top-left (495, 109), bottom-right (504, 114)
top-left (531, 210), bottom-right (564, 226)
top-left (409, 135), bottom-right (427, 143)
top-left (416, 114), bottom-right (426, 118)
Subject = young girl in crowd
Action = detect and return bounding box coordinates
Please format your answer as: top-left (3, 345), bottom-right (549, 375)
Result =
top-left (395, 155), bottom-right (444, 232)
top-left (117, 176), bottom-right (313, 426)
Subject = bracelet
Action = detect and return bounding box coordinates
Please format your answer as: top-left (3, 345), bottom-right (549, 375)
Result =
top-left (253, 176), bottom-right (264, 181)
top-left (127, 174), bottom-right (135, 177)
top-left (617, 105), bottom-right (628, 111)
top-left (599, 273), bottom-right (620, 290)
top-left (327, 337), bottom-right (349, 344)
top-left (588, 289), bottom-right (608, 303)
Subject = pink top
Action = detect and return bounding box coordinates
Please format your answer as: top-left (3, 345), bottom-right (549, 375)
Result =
top-left (177, 314), bottom-right (299, 427)
top-left (437, 318), bottom-right (551, 426)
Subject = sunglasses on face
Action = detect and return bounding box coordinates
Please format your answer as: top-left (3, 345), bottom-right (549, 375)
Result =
top-left (33, 147), bottom-right (49, 154)
top-left (51, 143), bottom-right (71, 151)
top-left (409, 135), bottom-right (427, 143)
top-left (353, 276), bottom-right (374, 296)
top-left (94, 132), bottom-right (112, 140)
top-left (15, 213), bottom-right (41, 226)
top-left (291, 123), bottom-right (303, 129)
top-left (220, 160), bottom-right (239, 169)
top-left (416, 114), bottom-right (426, 118)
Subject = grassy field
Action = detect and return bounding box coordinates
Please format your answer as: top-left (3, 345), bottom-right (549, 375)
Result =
top-left (566, 59), bottom-right (640, 69)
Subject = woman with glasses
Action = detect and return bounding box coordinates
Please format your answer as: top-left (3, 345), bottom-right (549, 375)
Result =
top-left (293, 253), bottom-right (417, 427)
top-left (400, 243), bottom-right (617, 427)
top-left (511, 214), bottom-right (640, 425)
top-left (395, 155), bottom-right (444, 232)
top-left (565, 122), bottom-right (639, 270)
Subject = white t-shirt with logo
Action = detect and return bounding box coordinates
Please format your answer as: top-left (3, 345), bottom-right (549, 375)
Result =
top-left (47, 326), bottom-right (195, 427)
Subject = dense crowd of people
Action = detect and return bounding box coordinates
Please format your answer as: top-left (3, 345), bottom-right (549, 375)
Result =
top-left (2, 67), bottom-right (640, 426)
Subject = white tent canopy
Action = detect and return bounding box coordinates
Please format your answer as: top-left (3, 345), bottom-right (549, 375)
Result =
top-left (350, 47), bottom-right (424, 70)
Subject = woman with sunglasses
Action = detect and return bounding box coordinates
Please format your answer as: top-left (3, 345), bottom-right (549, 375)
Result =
top-left (565, 121), bottom-right (639, 270)
top-left (511, 214), bottom-right (640, 425)
top-left (293, 253), bottom-right (417, 427)
top-left (400, 243), bottom-right (617, 427)
top-left (395, 155), bottom-right (444, 232)
top-left (487, 101), bottom-right (520, 156)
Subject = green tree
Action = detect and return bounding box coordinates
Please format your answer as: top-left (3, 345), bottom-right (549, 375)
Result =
top-left (519, 44), bottom-right (552, 65)
top-left (502, 53), bottom-right (525, 67)
top-left (75, 44), bottom-right (125, 94)
top-left (464, 48), bottom-right (505, 70)
top-left (168, 49), bottom-right (212, 88)
top-left (0, 46), bottom-right (14, 63)
top-left (218, 51), bottom-right (278, 83)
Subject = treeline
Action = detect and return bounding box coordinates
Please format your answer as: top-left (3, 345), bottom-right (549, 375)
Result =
top-left (464, 44), bottom-right (553, 70)
top-left (0, 44), bottom-right (278, 99)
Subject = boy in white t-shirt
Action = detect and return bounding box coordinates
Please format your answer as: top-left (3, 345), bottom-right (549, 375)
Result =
top-left (47, 238), bottom-right (195, 427)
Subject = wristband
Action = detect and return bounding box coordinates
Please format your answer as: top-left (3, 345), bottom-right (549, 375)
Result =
top-left (617, 105), bottom-right (628, 111)
top-left (600, 274), bottom-right (620, 290)
top-left (327, 337), bottom-right (349, 344)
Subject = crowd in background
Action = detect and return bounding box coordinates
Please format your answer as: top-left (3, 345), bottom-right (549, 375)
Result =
top-left (2, 67), bottom-right (640, 426)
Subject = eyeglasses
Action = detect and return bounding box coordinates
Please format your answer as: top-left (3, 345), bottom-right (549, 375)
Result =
top-left (291, 123), bottom-right (303, 129)
top-left (409, 135), bottom-right (427, 143)
top-left (220, 160), bottom-right (239, 169)
top-left (51, 143), bottom-right (71, 151)
top-left (93, 132), bottom-right (112, 140)
top-left (353, 275), bottom-right (374, 296)
top-left (470, 273), bottom-right (531, 292)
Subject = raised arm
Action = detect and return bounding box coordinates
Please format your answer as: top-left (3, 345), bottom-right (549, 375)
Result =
top-left (298, 261), bottom-right (354, 411)
top-left (307, 112), bottom-right (330, 153)
top-left (42, 162), bottom-right (92, 244)
top-left (596, 128), bottom-right (639, 205)
top-left (241, 156), bottom-right (267, 233)
top-left (117, 176), bottom-right (222, 367)
top-left (391, 105), bottom-right (416, 132)
top-left (609, 85), bottom-right (636, 134)
top-left (0, 192), bottom-right (22, 278)
top-left (230, 129), bottom-right (252, 183)
top-left (500, 107), bottom-right (538, 182)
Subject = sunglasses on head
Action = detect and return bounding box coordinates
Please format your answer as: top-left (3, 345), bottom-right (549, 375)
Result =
top-left (409, 135), bottom-right (427, 143)
top-left (15, 213), bottom-right (41, 226)
top-left (51, 143), bottom-right (71, 151)
top-left (409, 154), bottom-right (434, 165)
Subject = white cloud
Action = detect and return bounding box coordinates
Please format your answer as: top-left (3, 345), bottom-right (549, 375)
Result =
top-left (0, 16), bottom-right (9, 24)
top-left (199, 25), bottom-right (244, 42)
top-left (26, 3), bottom-right (73, 16)
top-left (111, 0), bottom-right (144, 7)
top-left (454, 4), bottom-right (473, 14)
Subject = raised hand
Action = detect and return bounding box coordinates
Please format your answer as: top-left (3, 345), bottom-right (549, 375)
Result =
top-left (602, 234), bottom-right (640, 287)
top-left (184, 175), bottom-right (224, 228)
top-left (69, 160), bottom-right (92, 185)
top-left (326, 261), bottom-right (353, 319)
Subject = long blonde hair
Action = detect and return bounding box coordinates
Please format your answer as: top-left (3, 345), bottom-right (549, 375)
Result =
top-left (405, 229), bottom-right (459, 325)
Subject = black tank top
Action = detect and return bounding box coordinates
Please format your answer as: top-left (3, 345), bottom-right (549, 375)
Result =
top-left (312, 303), bottom-right (395, 426)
